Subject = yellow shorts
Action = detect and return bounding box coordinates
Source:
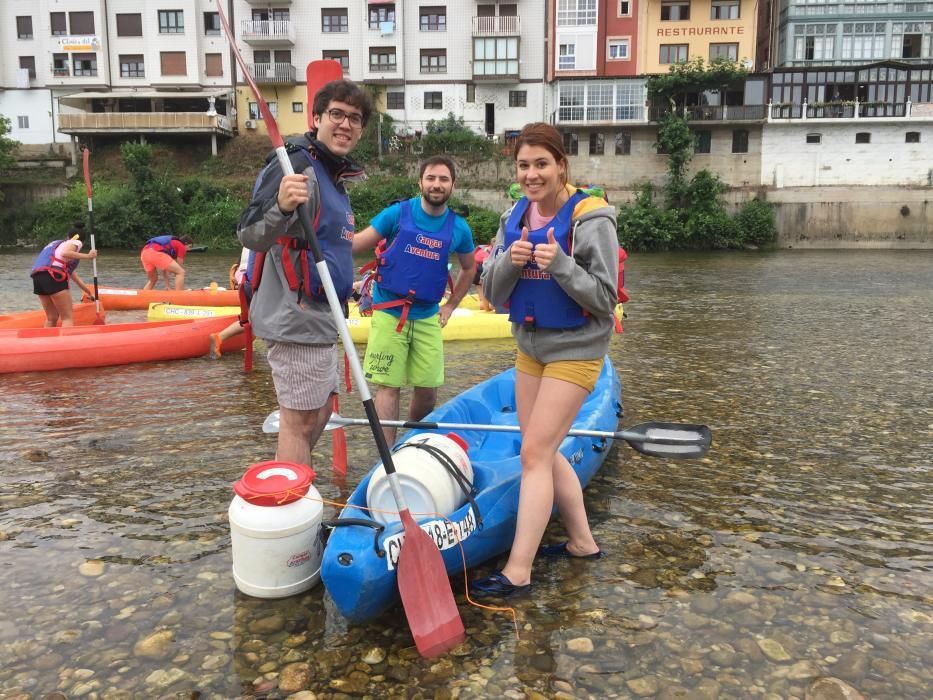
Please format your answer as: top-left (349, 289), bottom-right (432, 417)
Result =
top-left (515, 352), bottom-right (604, 393)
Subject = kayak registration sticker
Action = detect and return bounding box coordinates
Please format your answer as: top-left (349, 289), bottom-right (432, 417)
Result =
top-left (383, 510), bottom-right (477, 570)
top-left (98, 288), bottom-right (138, 296)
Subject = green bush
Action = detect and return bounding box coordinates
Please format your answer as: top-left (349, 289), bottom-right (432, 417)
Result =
top-left (617, 184), bottom-right (685, 251)
top-left (463, 207), bottom-right (501, 244)
top-left (733, 198), bottom-right (777, 247)
top-left (348, 176), bottom-right (418, 228)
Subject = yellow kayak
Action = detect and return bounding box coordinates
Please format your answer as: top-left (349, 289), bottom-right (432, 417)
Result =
top-left (147, 301), bottom-right (512, 343)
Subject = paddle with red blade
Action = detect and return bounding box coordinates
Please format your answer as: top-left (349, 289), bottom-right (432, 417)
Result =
top-left (216, 1), bottom-right (464, 658)
top-left (307, 60), bottom-right (344, 130)
top-left (82, 148), bottom-right (104, 324)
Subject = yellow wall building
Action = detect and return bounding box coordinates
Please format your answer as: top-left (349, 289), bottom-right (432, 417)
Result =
top-left (234, 85), bottom-right (311, 139)
top-left (640, 0), bottom-right (758, 74)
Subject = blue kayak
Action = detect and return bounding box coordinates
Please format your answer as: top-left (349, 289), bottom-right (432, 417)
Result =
top-left (321, 356), bottom-right (622, 622)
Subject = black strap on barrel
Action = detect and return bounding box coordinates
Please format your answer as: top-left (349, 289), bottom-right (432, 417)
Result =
top-left (320, 517), bottom-right (386, 558)
top-left (393, 439), bottom-right (483, 531)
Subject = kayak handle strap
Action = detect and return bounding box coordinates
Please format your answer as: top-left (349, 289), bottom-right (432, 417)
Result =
top-left (320, 518), bottom-right (386, 559)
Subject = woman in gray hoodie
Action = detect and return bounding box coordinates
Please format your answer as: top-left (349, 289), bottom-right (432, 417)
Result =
top-left (472, 123), bottom-right (619, 597)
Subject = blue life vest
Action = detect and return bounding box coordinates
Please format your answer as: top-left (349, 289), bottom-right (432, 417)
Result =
top-left (503, 190), bottom-right (590, 329)
top-left (31, 240), bottom-right (79, 281)
top-left (145, 235), bottom-right (179, 257)
top-left (375, 200), bottom-right (455, 305)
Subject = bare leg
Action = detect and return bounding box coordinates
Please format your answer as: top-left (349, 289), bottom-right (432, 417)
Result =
top-left (143, 269), bottom-right (159, 290)
top-left (552, 451), bottom-right (600, 555)
top-left (162, 270), bottom-right (171, 289)
top-left (499, 372), bottom-right (589, 586)
top-left (276, 400), bottom-right (334, 467)
top-left (38, 295), bottom-right (60, 327)
top-left (373, 385), bottom-right (402, 445)
top-left (49, 289), bottom-right (75, 327)
top-left (409, 386), bottom-right (437, 422)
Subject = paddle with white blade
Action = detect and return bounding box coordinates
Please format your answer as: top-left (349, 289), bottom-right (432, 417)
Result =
top-left (215, 0), bottom-right (464, 659)
top-left (262, 411), bottom-right (712, 460)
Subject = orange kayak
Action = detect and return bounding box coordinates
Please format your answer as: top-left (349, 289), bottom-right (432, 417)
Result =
top-left (0, 316), bottom-right (245, 373)
top-left (0, 302), bottom-right (105, 329)
top-left (83, 286), bottom-right (238, 311)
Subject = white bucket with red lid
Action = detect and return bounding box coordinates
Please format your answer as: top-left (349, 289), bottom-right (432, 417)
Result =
top-left (365, 432), bottom-right (472, 525)
top-left (228, 461), bottom-right (323, 598)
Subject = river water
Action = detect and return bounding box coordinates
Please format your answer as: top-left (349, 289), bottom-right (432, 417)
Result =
top-left (0, 250), bottom-right (930, 699)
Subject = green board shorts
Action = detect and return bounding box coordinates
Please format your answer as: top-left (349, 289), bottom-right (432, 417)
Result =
top-left (363, 309), bottom-right (444, 388)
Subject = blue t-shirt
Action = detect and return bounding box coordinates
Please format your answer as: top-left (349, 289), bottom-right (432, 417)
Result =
top-left (369, 197), bottom-right (475, 320)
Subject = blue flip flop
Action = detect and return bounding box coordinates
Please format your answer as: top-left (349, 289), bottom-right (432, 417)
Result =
top-left (469, 571), bottom-right (532, 598)
top-left (538, 541), bottom-right (606, 559)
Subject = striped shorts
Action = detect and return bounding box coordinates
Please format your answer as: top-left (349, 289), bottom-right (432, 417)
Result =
top-left (266, 341), bottom-right (338, 411)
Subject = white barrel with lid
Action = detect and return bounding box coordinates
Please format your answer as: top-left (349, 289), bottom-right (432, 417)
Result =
top-left (366, 432), bottom-right (472, 525)
top-left (228, 461), bottom-right (324, 598)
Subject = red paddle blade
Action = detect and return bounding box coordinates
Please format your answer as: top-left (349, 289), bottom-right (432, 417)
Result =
top-left (396, 510), bottom-right (465, 658)
top-left (306, 60), bottom-right (344, 129)
top-left (331, 394), bottom-right (347, 476)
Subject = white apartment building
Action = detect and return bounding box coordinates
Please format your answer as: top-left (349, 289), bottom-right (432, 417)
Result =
top-left (1, 0), bottom-right (235, 156)
top-left (231, 0), bottom-right (547, 139)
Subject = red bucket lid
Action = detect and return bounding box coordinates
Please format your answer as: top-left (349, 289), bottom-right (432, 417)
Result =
top-left (233, 461), bottom-right (316, 507)
top-left (446, 432), bottom-right (469, 453)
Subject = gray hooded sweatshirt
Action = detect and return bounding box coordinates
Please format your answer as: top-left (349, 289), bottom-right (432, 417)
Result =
top-left (481, 196), bottom-right (619, 364)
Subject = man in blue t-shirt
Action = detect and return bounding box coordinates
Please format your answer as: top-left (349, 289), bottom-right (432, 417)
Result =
top-left (352, 155), bottom-right (475, 443)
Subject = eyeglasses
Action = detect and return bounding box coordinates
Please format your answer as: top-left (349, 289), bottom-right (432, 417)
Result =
top-left (324, 108), bottom-right (364, 129)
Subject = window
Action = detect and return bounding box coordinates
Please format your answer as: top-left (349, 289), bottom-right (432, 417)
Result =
top-left (466, 84), bottom-right (476, 102)
top-left (69, 12), bottom-right (95, 34)
top-left (557, 0), bottom-right (597, 26)
top-left (52, 54), bottom-right (69, 77)
top-left (18, 56), bottom-right (36, 79)
top-left (509, 90), bottom-right (527, 107)
top-left (589, 132), bottom-right (605, 155)
top-left (18, 116), bottom-right (30, 129)
top-left (608, 39), bottom-right (630, 60)
top-left (902, 34), bottom-right (922, 59)
top-left (660, 44), bottom-right (689, 64)
top-left (562, 131), bottom-right (579, 155)
top-left (323, 51), bottom-right (350, 71)
top-left (420, 49), bottom-right (447, 73)
top-left (369, 5), bottom-right (396, 30)
top-left (292, 102), bottom-right (304, 113)
top-left (710, 1), bottom-right (740, 19)
top-left (387, 92), bottom-right (405, 109)
top-left (615, 132), bottom-right (632, 155)
top-left (840, 22), bottom-right (884, 61)
top-left (474, 37), bottom-right (519, 76)
top-left (204, 12), bottom-right (220, 35)
top-left (16, 16), bottom-right (33, 39)
top-left (159, 10), bottom-right (185, 34)
top-left (694, 130), bottom-right (711, 153)
top-left (794, 24), bottom-right (836, 62)
top-left (855, 132), bottom-right (871, 144)
top-left (160, 51), bottom-right (187, 76)
top-left (322, 9), bottom-right (348, 33)
top-left (906, 131), bottom-right (921, 143)
top-left (559, 43), bottom-right (577, 70)
top-left (72, 53), bottom-right (97, 77)
top-left (420, 7), bottom-right (447, 31)
top-left (119, 55), bottom-right (144, 78)
top-left (205, 53), bottom-right (223, 77)
top-left (424, 91), bottom-right (443, 109)
top-left (618, 1), bottom-right (631, 16)
top-left (370, 48), bottom-right (397, 72)
top-left (557, 79), bottom-right (647, 122)
top-left (661, 2), bottom-right (690, 21)
top-left (709, 43), bottom-right (738, 61)
top-left (806, 133), bottom-right (822, 144)
top-left (50, 12), bottom-right (66, 36)
top-left (249, 102), bottom-right (260, 120)
top-left (116, 13), bottom-right (142, 37)
top-left (732, 129), bottom-right (749, 153)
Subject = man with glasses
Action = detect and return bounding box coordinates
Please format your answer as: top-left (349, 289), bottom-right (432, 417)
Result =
top-left (237, 79), bottom-right (372, 469)
top-left (351, 155), bottom-right (476, 444)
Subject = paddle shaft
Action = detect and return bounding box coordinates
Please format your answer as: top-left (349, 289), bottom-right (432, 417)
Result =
top-left (326, 415), bottom-right (705, 446)
top-left (82, 149), bottom-right (100, 314)
top-left (214, 2), bottom-right (406, 509)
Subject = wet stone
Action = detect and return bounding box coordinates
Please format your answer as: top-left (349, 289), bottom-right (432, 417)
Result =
top-left (627, 676), bottom-right (659, 696)
top-left (805, 676), bottom-right (866, 700)
top-left (133, 630), bottom-right (175, 660)
top-left (280, 662), bottom-right (313, 693)
top-left (758, 638), bottom-right (792, 662)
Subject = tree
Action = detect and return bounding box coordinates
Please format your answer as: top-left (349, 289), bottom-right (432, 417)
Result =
top-left (646, 57), bottom-right (748, 112)
top-left (0, 115), bottom-right (21, 202)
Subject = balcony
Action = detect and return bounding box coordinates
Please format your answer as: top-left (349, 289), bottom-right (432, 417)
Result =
top-left (553, 106), bottom-right (647, 124)
top-left (768, 99), bottom-right (926, 121)
top-left (59, 112), bottom-right (233, 135)
top-left (240, 19), bottom-right (294, 44)
top-left (246, 62), bottom-right (296, 84)
top-left (648, 105), bottom-right (768, 121)
top-left (472, 16), bottom-right (520, 35)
